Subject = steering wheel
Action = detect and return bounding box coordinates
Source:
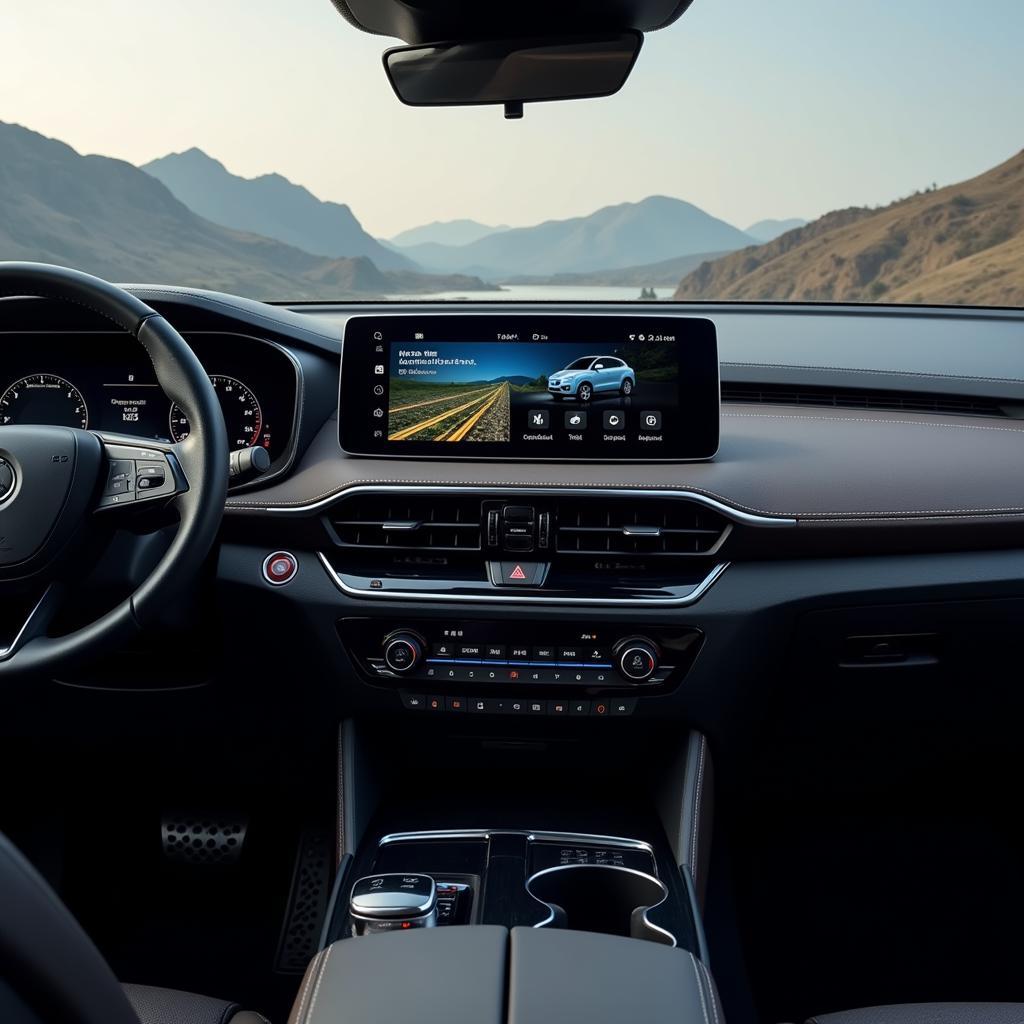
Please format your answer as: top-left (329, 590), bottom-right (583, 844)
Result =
top-left (0, 263), bottom-right (228, 677)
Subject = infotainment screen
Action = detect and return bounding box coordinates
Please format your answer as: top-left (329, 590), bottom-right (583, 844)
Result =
top-left (339, 314), bottom-right (719, 461)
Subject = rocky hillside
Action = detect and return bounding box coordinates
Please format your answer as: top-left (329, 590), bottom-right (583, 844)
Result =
top-left (0, 122), bottom-right (493, 299)
top-left (674, 150), bottom-right (1024, 306)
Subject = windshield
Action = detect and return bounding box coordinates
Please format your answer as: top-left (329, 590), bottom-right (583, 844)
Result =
top-left (2, 1), bottom-right (1022, 306)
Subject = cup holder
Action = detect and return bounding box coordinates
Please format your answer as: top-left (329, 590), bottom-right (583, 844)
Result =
top-left (525, 864), bottom-right (676, 946)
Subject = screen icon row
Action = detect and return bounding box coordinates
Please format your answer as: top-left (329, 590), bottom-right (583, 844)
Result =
top-left (527, 410), bottom-right (661, 431)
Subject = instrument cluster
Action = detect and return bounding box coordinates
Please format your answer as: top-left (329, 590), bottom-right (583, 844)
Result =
top-left (0, 331), bottom-right (298, 464)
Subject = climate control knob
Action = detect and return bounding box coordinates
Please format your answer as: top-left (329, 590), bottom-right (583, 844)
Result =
top-left (383, 632), bottom-right (424, 673)
top-left (614, 637), bottom-right (659, 681)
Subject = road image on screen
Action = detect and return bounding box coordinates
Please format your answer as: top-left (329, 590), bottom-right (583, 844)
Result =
top-left (386, 340), bottom-right (677, 443)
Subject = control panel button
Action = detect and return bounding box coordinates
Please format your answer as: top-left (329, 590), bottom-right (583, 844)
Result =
top-left (400, 693), bottom-right (426, 711)
top-left (384, 633), bottom-right (424, 673)
top-left (262, 551), bottom-right (298, 586)
top-left (489, 562), bottom-right (548, 587)
top-left (609, 698), bottom-right (638, 716)
top-left (457, 644), bottom-right (484, 659)
top-left (445, 696), bottom-right (467, 712)
top-left (508, 646), bottom-right (530, 661)
top-left (432, 641), bottom-right (455, 658)
top-left (569, 700), bottom-right (592, 715)
top-left (614, 638), bottom-right (659, 681)
top-left (484, 644), bottom-right (506, 660)
top-left (533, 646), bottom-right (555, 661)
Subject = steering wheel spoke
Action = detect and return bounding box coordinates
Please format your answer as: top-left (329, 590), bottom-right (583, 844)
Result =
top-left (0, 583), bottom-right (65, 662)
top-left (94, 435), bottom-right (189, 513)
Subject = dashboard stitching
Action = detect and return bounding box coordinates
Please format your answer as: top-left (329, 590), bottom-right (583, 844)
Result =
top-left (722, 361), bottom-right (1024, 385)
top-left (689, 735), bottom-right (706, 887)
top-left (689, 953), bottom-right (711, 1024)
top-left (696, 957), bottom-right (722, 1024)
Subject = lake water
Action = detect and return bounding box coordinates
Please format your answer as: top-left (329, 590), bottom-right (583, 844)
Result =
top-left (384, 284), bottom-right (674, 302)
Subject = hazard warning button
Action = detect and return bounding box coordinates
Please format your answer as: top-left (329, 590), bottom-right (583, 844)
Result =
top-left (488, 561), bottom-right (549, 587)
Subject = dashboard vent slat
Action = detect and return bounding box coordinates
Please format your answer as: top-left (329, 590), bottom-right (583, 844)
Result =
top-left (722, 382), bottom-right (1015, 418)
top-left (554, 497), bottom-right (729, 558)
top-left (330, 494), bottom-right (482, 552)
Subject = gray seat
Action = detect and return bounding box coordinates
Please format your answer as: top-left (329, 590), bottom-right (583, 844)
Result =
top-left (123, 984), bottom-right (268, 1024)
top-left (0, 831), bottom-right (268, 1024)
top-left (807, 1005), bottom-right (1024, 1024)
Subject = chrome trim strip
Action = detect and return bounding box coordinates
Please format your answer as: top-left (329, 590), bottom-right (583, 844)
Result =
top-left (525, 863), bottom-right (677, 947)
top-left (318, 551), bottom-right (728, 606)
top-left (266, 483), bottom-right (797, 527)
top-left (0, 588), bottom-right (51, 661)
top-left (378, 829), bottom-right (655, 854)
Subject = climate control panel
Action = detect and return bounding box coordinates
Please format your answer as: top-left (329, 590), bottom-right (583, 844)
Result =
top-left (338, 618), bottom-right (704, 715)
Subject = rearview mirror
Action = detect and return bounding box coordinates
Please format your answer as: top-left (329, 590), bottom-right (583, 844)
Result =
top-left (383, 32), bottom-right (643, 118)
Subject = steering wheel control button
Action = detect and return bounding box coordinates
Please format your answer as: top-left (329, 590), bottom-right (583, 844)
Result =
top-left (136, 462), bottom-right (167, 490)
top-left (103, 459), bottom-right (136, 497)
top-left (262, 550), bottom-right (298, 586)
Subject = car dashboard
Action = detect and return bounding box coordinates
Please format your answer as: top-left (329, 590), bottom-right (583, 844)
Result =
top-left (2, 289), bottom-right (1023, 712)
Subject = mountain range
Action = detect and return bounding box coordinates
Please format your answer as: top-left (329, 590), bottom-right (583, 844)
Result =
top-left (0, 122), bottom-right (493, 299)
top-left (388, 219), bottom-right (509, 248)
top-left (387, 196), bottom-right (756, 278)
top-left (744, 218), bottom-right (807, 242)
top-left (674, 149), bottom-right (1024, 306)
top-left (143, 148), bottom-right (412, 270)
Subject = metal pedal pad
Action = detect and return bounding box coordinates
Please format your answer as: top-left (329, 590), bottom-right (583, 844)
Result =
top-left (275, 827), bottom-right (332, 973)
top-left (161, 812), bottom-right (248, 866)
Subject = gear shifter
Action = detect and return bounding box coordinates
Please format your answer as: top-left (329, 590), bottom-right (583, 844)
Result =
top-left (349, 873), bottom-right (437, 935)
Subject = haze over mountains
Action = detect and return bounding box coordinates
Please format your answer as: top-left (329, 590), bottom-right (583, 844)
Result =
top-left (388, 219), bottom-right (510, 248)
top-left (387, 197), bottom-right (756, 279)
top-left (744, 218), bottom-right (807, 242)
top-left (674, 149), bottom-right (1024, 306)
top-left (3, 118), bottom-right (1017, 305)
top-left (0, 122), bottom-right (492, 298)
top-left (143, 148), bottom-right (413, 270)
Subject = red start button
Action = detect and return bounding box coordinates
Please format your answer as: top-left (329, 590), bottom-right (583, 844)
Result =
top-left (263, 551), bottom-right (298, 586)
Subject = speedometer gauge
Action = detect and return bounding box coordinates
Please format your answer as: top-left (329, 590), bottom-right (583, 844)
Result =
top-left (169, 374), bottom-right (263, 450)
top-left (0, 374), bottom-right (89, 428)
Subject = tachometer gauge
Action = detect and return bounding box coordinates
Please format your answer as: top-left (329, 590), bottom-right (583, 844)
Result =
top-left (169, 374), bottom-right (264, 450)
top-left (0, 374), bottom-right (89, 428)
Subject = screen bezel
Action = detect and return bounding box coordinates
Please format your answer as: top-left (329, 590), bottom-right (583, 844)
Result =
top-left (339, 314), bottom-right (720, 462)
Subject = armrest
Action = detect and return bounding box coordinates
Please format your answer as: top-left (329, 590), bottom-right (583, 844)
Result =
top-left (509, 927), bottom-right (723, 1024)
top-left (287, 927), bottom-right (507, 1024)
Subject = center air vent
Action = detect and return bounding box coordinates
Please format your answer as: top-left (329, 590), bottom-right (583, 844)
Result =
top-left (554, 496), bottom-right (730, 557)
top-left (329, 493), bottom-right (482, 552)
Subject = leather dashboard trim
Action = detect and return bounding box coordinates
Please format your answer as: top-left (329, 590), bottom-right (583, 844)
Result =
top-left (226, 404), bottom-right (1024, 524)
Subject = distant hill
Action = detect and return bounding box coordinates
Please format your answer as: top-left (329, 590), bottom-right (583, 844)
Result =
top-left (503, 250), bottom-right (729, 288)
top-left (143, 148), bottom-right (414, 270)
top-left (745, 218), bottom-right (807, 242)
top-left (675, 151), bottom-right (1024, 306)
top-left (389, 219), bottom-right (509, 248)
top-left (397, 196), bottom-right (754, 278)
top-left (0, 122), bottom-right (494, 300)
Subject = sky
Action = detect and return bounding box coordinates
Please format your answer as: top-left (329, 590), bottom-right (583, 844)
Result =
top-left (2, 0), bottom-right (1022, 239)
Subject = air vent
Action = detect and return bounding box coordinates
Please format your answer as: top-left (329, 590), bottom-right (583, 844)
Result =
top-left (722, 382), bottom-right (1016, 418)
top-left (554, 496), bottom-right (729, 557)
top-left (329, 493), bottom-right (482, 552)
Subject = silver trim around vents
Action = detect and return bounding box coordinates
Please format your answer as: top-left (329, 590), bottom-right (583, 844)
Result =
top-left (318, 552), bottom-right (729, 606)
top-left (315, 485), bottom-right (793, 606)
top-left (263, 484), bottom-right (796, 526)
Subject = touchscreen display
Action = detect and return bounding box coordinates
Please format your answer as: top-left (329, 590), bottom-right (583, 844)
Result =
top-left (339, 315), bottom-right (718, 461)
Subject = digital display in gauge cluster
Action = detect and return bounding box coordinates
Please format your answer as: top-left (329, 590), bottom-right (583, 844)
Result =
top-left (0, 332), bottom-right (296, 462)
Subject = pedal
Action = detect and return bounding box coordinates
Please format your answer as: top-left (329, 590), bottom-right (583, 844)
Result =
top-left (161, 811), bottom-right (248, 866)
top-left (275, 827), bottom-right (332, 973)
